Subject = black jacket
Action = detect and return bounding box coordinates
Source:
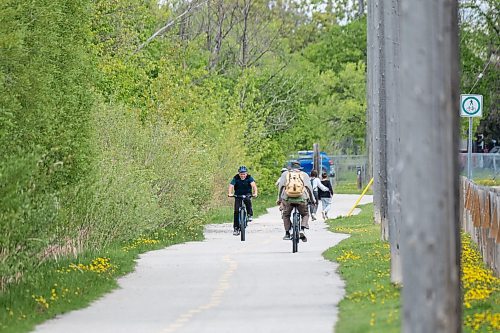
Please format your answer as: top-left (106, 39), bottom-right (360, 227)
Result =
top-left (318, 179), bottom-right (333, 198)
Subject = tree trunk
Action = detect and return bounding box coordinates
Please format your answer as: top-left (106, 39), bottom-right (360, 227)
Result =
top-left (208, 0), bottom-right (225, 71)
top-left (240, 0), bottom-right (251, 68)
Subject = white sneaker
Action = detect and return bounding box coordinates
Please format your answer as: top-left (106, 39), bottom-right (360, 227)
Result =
top-left (311, 213), bottom-right (316, 221)
top-left (233, 229), bottom-right (240, 236)
top-left (299, 230), bottom-right (307, 242)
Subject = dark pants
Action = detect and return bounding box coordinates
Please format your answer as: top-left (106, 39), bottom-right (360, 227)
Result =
top-left (282, 201), bottom-right (310, 231)
top-left (234, 197), bottom-right (253, 229)
top-left (309, 191), bottom-right (319, 214)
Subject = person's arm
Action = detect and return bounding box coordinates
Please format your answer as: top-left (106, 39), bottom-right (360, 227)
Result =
top-left (328, 181), bottom-right (334, 195)
top-left (276, 172), bottom-right (286, 204)
top-left (251, 181), bottom-right (258, 197)
top-left (228, 184), bottom-right (234, 196)
top-left (316, 178), bottom-right (329, 192)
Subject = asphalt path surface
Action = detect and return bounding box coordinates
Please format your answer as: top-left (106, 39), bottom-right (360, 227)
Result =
top-left (33, 194), bottom-right (373, 333)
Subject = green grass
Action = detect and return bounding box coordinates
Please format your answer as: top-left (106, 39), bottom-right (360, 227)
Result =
top-left (325, 204), bottom-right (500, 333)
top-left (324, 203), bottom-right (401, 332)
top-left (0, 223), bottom-right (204, 333)
top-left (0, 196), bottom-right (277, 333)
top-left (334, 180), bottom-right (373, 195)
top-left (474, 178), bottom-right (500, 186)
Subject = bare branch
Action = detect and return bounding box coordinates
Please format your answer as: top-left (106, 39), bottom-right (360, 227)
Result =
top-left (135, 0), bottom-right (208, 53)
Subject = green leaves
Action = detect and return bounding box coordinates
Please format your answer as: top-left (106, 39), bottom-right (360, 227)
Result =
top-left (1, 0), bottom-right (373, 293)
top-left (459, 0), bottom-right (499, 145)
top-left (0, 0), bottom-right (95, 290)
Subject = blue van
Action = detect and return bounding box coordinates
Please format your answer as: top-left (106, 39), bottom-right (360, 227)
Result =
top-left (287, 151), bottom-right (335, 177)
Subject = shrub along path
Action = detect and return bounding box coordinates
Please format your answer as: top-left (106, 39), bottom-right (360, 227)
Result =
top-left (31, 194), bottom-right (372, 333)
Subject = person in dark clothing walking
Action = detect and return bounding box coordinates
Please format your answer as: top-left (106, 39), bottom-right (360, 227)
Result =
top-left (318, 171), bottom-right (334, 219)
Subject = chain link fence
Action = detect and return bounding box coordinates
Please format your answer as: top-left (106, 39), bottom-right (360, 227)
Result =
top-left (331, 155), bottom-right (369, 191)
top-left (331, 153), bottom-right (499, 191)
top-left (459, 153), bottom-right (500, 181)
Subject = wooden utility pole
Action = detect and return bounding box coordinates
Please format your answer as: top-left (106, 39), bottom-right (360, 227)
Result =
top-left (382, 0), bottom-right (402, 283)
top-left (358, 0), bottom-right (365, 17)
top-left (398, 0), bottom-right (461, 331)
top-left (313, 143), bottom-right (320, 175)
top-left (366, 0), bottom-right (374, 182)
top-left (370, 0), bottom-right (389, 240)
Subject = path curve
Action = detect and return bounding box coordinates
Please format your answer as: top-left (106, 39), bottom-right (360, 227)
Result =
top-left (33, 194), bottom-right (373, 333)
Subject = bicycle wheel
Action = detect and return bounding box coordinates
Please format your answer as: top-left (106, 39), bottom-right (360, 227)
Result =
top-left (239, 208), bottom-right (246, 241)
top-left (292, 211), bottom-right (299, 253)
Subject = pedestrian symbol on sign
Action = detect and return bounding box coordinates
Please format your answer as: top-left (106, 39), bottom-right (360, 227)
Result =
top-left (460, 94), bottom-right (482, 117)
top-left (466, 100), bottom-right (476, 113)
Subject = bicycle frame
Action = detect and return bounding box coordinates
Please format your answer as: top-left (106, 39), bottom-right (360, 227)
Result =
top-left (291, 206), bottom-right (301, 253)
top-left (230, 194), bottom-right (252, 241)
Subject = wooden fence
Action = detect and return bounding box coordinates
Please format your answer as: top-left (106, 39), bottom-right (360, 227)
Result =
top-left (461, 177), bottom-right (500, 276)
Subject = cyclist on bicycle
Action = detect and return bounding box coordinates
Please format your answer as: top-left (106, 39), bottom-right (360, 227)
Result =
top-left (276, 161), bottom-right (315, 241)
top-left (228, 166), bottom-right (258, 236)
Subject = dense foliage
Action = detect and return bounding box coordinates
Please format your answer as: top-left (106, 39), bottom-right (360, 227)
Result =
top-left (459, 0), bottom-right (499, 148)
top-left (0, 0), bottom-right (367, 291)
top-left (2, 0), bottom-right (494, 298)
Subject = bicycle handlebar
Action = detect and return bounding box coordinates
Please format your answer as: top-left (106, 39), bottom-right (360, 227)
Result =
top-left (228, 194), bottom-right (255, 198)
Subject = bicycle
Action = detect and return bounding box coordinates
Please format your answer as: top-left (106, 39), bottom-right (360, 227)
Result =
top-left (229, 194), bottom-right (254, 241)
top-left (291, 206), bottom-right (301, 253)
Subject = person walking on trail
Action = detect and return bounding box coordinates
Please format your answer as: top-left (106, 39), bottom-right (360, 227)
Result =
top-left (309, 170), bottom-right (329, 221)
top-left (276, 161), bottom-right (315, 242)
top-left (228, 166), bottom-right (258, 236)
top-left (318, 171), bottom-right (334, 220)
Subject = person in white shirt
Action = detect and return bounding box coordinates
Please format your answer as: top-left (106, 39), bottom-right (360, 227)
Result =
top-left (275, 168), bottom-right (289, 187)
top-left (309, 170), bottom-right (329, 220)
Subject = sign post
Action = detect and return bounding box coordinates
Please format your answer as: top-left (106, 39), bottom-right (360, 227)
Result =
top-left (460, 94), bottom-right (483, 179)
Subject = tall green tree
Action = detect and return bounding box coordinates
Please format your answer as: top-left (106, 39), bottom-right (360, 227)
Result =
top-left (459, 0), bottom-right (499, 147)
top-left (0, 0), bottom-right (95, 288)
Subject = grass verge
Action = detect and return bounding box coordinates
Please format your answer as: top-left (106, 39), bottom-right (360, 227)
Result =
top-left (334, 180), bottom-right (373, 195)
top-left (324, 203), bottom-right (401, 332)
top-left (1, 197), bottom-right (277, 333)
top-left (324, 203), bottom-right (499, 333)
top-left (474, 178), bottom-right (500, 187)
top-left (0, 223), bottom-right (204, 333)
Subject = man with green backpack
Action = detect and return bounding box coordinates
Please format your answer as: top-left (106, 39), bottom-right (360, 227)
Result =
top-left (276, 161), bottom-right (315, 241)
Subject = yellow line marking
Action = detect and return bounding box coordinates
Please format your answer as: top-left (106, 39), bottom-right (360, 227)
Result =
top-left (162, 255), bottom-right (237, 333)
top-left (162, 227), bottom-right (274, 333)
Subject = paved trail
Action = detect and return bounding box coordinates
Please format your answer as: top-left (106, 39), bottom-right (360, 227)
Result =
top-left (33, 194), bottom-right (373, 333)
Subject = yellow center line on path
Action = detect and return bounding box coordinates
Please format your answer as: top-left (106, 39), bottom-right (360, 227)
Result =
top-left (162, 255), bottom-right (237, 333)
top-left (161, 232), bottom-right (273, 333)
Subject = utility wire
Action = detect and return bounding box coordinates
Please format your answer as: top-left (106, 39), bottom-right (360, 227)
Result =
top-left (468, 47), bottom-right (497, 93)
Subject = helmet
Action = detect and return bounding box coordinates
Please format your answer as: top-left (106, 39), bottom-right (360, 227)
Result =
top-left (238, 165), bottom-right (248, 173)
